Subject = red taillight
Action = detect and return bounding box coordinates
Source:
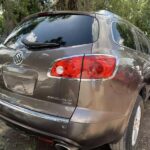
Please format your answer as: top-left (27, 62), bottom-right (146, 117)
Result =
top-left (50, 56), bottom-right (83, 78)
top-left (82, 55), bottom-right (116, 79)
top-left (49, 55), bottom-right (116, 79)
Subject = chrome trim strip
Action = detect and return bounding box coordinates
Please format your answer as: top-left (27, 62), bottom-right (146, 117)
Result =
top-left (0, 100), bottom-right (68, 123)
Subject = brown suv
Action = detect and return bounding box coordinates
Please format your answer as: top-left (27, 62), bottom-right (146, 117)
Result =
top-left (0, 10), bottom-right (150, 150)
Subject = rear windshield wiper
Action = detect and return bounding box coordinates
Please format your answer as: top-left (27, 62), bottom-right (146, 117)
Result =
top-left (22, 39), bottom-right (60, 49)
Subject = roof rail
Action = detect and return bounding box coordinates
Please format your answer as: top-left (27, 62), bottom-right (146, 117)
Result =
top-left (96, 10), bottom-right (120, 19)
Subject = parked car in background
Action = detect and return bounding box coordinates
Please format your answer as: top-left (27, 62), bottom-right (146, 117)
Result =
top-left (0, 10), bottom-right (150, 150)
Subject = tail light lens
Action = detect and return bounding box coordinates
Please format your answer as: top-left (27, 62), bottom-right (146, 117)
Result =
top-left (49, 55), bottom-right (116, 79)
top-left (82, 55), bottom-right (116, 79)
top-left (50, 56), bottom-right (83, 78)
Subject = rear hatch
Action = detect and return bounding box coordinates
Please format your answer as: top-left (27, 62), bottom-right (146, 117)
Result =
top-left (0, 12), bottom-right (98, 118)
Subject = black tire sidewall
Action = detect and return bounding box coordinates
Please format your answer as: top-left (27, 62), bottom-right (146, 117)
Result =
top-left (125, 95), bottom-right (144, 150)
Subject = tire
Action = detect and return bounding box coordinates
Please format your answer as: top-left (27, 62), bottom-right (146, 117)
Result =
top-left (110, 96), bottom-right (144, 150)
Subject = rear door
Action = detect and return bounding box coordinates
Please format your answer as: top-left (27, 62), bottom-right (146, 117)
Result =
top-left (0, 13), bottom-right (98, 118)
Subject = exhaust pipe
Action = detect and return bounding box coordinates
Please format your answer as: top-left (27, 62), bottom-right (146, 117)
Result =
top-left (55, 143), bottom-right (79, 150)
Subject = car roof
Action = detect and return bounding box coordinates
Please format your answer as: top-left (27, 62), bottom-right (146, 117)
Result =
top-left (96, 10), bottom-right (121, 19)
top-left (96, 10), bottom-right (146, 35)
top-left (21, 10), bottom-right (146, 37)
top-left (21, 11), bottom-right (95, 23)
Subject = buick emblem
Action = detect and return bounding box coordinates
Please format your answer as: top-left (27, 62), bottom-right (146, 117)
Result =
top-left (13, 51), bottom-right (24, 65)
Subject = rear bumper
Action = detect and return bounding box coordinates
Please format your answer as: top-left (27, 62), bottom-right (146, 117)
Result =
top-left (0, 99), bottom-right (128, 149)
top-left (0, 99), bottom-right (79, 147)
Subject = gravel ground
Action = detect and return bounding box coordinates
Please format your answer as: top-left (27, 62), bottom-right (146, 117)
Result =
top-left (0, 101), bottom-right (150, 150)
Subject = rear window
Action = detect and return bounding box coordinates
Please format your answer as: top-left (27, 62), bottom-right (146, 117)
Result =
top-left (4, 14), bottom-right (98, 49)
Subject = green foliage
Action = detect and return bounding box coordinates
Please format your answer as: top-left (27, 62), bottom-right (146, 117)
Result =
top-left (0, 0), bottom-right (41, 34)
top-left (55, 0), bottom-right (150, 38)
top-left (0, 0), bottom-right (150, 38)
top-left (107, 0), bottom-right (150, 37)
top-left (0, 15), bottom-right (4, 35)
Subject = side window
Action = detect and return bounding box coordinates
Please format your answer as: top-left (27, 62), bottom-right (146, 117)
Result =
top-left (112, 22), bottom-right (137, 50)
top-left (136, 32), bottom-right (149, 54)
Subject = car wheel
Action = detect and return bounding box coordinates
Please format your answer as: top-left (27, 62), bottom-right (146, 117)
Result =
top-left (110, 95), bottom-right (144, 150)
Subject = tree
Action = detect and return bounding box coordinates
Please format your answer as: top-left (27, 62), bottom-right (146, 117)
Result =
top-left (0, 15), bottom-right (4, 35)
top-left (0, 0), bottom-right (41, 35)
top-left (0, 0), bottom-right (150, 38)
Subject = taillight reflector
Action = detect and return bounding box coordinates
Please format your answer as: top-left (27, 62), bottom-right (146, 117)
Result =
top-left (49, 55), bottom-right (116, 79)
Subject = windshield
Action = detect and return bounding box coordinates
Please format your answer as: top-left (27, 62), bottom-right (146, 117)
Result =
top-left (4, 14), bottom-right (98, 49)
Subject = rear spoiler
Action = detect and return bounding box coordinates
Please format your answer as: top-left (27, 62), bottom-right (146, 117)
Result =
top-left (20, 11), bottom-right (95, 24)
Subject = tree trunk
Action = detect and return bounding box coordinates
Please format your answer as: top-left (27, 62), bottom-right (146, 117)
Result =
top-left (55, 0), bottom-right (67, 10)
top-left (68, 0), bottom-right (78, 10)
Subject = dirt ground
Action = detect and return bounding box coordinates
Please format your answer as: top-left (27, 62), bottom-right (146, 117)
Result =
top-left (0, 101), bottom-right (150, 150)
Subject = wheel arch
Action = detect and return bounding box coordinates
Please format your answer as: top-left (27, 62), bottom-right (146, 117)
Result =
top-left (139, 83), bottom-right (148, 102)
